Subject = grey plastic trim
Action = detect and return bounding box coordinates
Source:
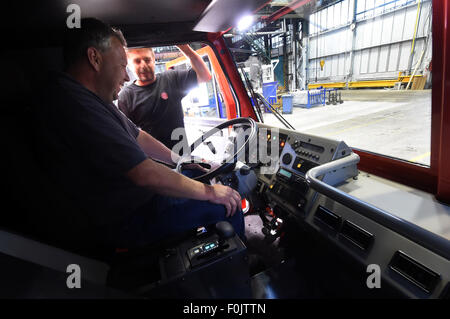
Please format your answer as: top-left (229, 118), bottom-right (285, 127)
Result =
top-left (306, 153), bottom-right (450, 260)
top-left (0, 230), bottom-right (110, 285)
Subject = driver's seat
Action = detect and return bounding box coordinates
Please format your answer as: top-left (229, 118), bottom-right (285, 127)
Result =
top-left (0, 49), bottom-right (149, 287)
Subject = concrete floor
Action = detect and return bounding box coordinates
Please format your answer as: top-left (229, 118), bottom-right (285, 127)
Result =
top-left (262, 89), bottom-right (432, 166)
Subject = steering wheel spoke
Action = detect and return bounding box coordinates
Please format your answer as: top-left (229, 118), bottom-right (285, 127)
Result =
top-left (176, 118), bottom-right (257, 183)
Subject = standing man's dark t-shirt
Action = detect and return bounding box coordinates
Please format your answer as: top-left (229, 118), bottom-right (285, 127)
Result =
top-left (33, 72), bottom-right (152, 247)
top-left (118, 69), bottom-right (197, 151)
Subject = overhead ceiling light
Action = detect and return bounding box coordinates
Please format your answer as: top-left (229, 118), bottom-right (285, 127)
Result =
top-left (237, 14), bottom-right (254, 31)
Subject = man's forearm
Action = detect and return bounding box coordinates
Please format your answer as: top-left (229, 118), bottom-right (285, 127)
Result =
top-left (177, 45), bottom-right (212, 83)
top-left (127, 157), bottom-right (242, 217)
top-left (137, 130), bottom-right (180, 165)
top-left (128, 158), bottom-right (212, 200)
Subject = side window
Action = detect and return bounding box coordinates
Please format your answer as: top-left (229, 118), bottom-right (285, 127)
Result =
top-left (121, 42), bottom-right (237, 146)
top-left (163, 43), bottom-right (238, 144)
top-left (179, 56), bottom-right (218, 118)
top-left (163, 43), bottom-right (236, 121)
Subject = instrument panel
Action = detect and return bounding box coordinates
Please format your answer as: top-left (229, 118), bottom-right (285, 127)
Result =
top-left (254, 123), bottom-right (356, 217)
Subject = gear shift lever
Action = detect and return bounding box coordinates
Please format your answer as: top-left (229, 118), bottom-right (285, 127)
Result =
top-left (216, 221), bottom-right (235, 247)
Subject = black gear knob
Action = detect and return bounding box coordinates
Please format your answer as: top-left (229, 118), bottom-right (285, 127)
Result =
top-left (216, 221), bottom-right (235, 246)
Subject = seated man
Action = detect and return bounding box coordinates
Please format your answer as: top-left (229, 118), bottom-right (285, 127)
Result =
top-left (32, 18), bottom-right (244, 252)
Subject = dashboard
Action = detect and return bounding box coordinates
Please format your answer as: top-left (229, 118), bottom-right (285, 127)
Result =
top-left (253, 123), bottom-right (356, 218)
top-left (251, 123), bottom-right (450, 299)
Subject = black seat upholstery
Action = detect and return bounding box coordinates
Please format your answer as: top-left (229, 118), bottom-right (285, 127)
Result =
top-left (0, 49), bottom-right (116, 261)
top-left (0, 49), bottom-right (185, 292)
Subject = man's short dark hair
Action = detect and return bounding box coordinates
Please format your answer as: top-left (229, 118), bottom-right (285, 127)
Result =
top-left (63, 18), bottom-right (127, 69)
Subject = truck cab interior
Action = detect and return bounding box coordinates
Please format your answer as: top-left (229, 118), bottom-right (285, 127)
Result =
top-left (1, 0), bottom-right (449, 299)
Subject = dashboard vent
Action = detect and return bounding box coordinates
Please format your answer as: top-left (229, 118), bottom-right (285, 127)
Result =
top-left (390, 251), bottom-right (440, 294)
top-left (340, 220), bottom-right (373, 251)
top-left (314, 206), bottom-right (341, 231)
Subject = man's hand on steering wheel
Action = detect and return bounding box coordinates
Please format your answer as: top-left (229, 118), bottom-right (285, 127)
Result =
top-left (174, 118), bottom-right (256, 216)
top-left (176, 118), bottom-right (257, 183)
top-left (181, 160), bottom-right (221, 173)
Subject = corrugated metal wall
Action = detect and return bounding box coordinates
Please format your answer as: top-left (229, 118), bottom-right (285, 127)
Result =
top-left (307, 0), bottom-right (432, 84)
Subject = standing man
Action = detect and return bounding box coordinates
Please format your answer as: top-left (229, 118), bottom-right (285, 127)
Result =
top-left (118, 45), bottom-right (212, 154)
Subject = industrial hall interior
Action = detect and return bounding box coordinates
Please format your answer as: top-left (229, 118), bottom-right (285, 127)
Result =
top-left (140, 0), bottom-right (432, 167)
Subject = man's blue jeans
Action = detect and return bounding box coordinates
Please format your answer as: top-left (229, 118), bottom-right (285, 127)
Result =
top-left (117, 169), bottom-right (245, 247)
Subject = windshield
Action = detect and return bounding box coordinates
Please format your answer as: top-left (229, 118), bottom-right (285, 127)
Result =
top-left (225, 0), bottom-right (432, 166)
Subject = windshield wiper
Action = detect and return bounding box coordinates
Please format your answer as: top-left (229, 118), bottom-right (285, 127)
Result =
top-left (237, 63), bottom-right (295, 130)
top-left (256, 93), bottom-right (295, 130)
top-left (238, 64), bottom-right (264, 123)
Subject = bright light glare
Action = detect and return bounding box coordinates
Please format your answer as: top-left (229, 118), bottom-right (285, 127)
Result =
top-left (237, 15), bottom-right (254, 31)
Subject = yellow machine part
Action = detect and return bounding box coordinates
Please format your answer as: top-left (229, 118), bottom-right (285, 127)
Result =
top-left (308, 73), bottom-right (423, 89)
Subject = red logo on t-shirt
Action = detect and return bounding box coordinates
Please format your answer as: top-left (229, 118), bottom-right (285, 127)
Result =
top-left (161, 92), bottom-right (168, 100)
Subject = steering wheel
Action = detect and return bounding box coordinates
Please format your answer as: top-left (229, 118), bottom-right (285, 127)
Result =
top-left (176, 117), bottom-right (257, 183)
